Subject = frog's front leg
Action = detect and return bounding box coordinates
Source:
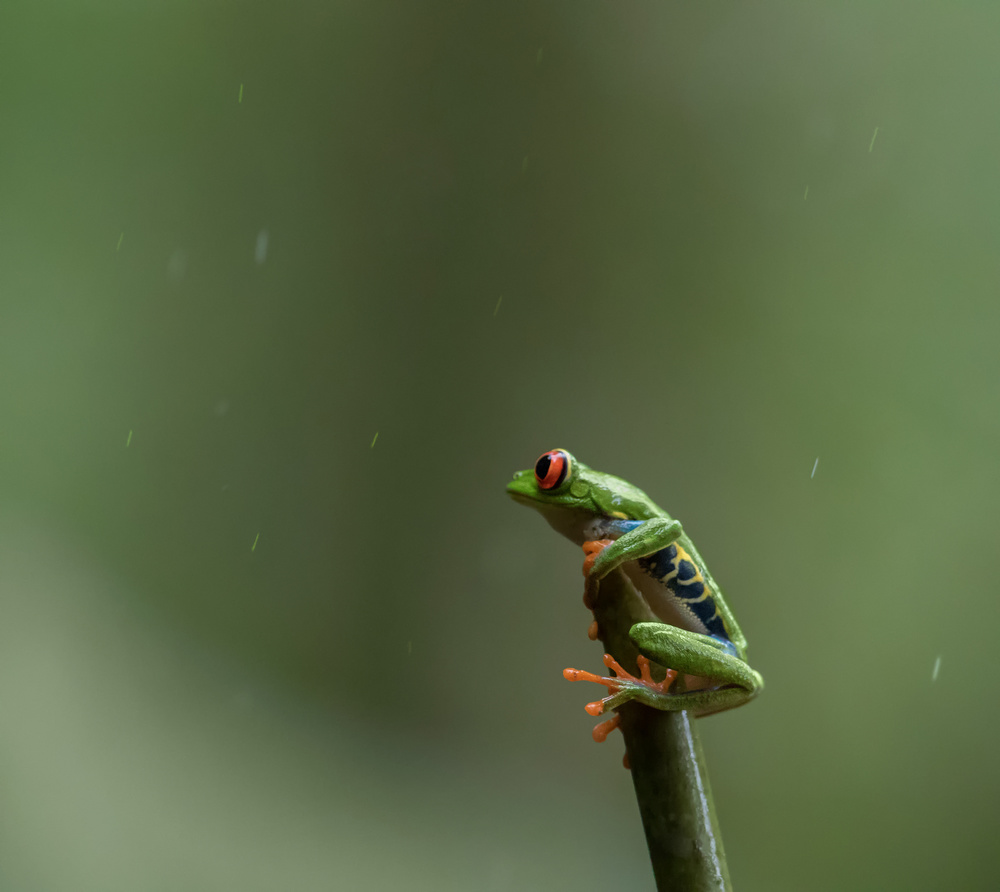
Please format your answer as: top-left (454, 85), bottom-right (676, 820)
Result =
top-left (589, 517), bottom-right (683, 579)
top-left (583, 517), bottom-right (683, 608)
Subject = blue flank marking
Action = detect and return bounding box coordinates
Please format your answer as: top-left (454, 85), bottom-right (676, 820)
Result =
top-left (710, 635), bottom-right (738, 657)
top-left (598, 518), bottom-right (643, 537)
top-left (643, 542), bottom-right (679, 578)
top-left (594, 517), bottom-right (737, 656)
top-left (638, 545), bottom-right (735, 654)
top-left (676, 557), bottom-right (698, 582)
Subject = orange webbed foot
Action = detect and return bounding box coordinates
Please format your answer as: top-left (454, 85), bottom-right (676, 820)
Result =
top-left (563, 654), bottom-right (679, 724)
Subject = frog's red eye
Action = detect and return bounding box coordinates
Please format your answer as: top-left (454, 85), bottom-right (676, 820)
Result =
top-left (535, 449), bottom-right (570, 490)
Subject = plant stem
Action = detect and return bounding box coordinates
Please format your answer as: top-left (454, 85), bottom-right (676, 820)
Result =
top-left (589, 566), bottom-right (732, 892)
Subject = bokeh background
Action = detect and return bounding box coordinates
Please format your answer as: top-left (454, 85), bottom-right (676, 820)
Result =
top-left (1, 3), bottom-right (997, 890)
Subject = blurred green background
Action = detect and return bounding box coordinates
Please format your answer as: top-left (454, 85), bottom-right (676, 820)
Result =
top-left (1, 3), bottom-right (997, 890)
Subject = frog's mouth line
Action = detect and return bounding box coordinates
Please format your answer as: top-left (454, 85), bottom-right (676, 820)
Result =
top-left (506, 488), bottom-right (545, 505)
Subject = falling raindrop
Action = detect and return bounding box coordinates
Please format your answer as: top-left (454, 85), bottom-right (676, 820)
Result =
top-left (255, 229), bottom-right (269, 264)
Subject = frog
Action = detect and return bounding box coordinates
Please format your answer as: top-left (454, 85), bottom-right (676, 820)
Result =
top-left (507, 448), bottom-right (763, 719)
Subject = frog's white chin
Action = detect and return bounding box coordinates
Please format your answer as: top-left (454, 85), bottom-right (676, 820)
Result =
top-left (514, 500), bottom-right (594, 547)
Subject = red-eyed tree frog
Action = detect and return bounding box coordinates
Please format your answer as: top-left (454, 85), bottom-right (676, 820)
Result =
top-left (507, 449), bottom-right (763, 719)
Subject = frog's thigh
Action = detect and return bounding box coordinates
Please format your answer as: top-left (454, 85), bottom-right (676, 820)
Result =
top-left (629, 623), bottom-right (757, 690)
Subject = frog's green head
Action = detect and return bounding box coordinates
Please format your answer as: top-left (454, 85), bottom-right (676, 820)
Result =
top-left (507, 449), bottom-right (663, 545)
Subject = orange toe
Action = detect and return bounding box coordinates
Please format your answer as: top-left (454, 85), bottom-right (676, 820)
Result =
top-left (581, 539), bottom-right (614, 576)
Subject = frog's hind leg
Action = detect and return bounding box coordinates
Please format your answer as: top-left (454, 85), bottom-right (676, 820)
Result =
top-left (628, 622), bottom-right (763, 715)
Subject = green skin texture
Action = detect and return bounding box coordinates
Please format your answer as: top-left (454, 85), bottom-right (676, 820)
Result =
top-left (507, 451), bottom-right (763, 716)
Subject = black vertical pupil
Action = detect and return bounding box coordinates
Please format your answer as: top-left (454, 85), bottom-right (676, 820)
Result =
top-left (535, 454), bottom-right (552, 479)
